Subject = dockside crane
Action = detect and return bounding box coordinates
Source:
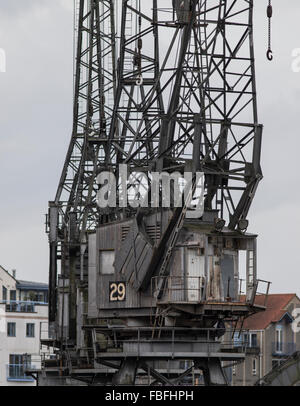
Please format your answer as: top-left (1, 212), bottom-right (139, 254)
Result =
top-left (44, 0), bottom-right (271, 386)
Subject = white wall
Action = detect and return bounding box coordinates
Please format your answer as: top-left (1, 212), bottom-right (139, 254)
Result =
top-left (0, 266), bottom-right (16, 301)
top-left (0, 303), bottom-right (48, 386)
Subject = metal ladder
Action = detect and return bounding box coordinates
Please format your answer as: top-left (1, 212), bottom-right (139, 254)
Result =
top-left (151, 181), bottom-right (198, 334)
top-left (151, 306), bottom-right (171, 339)
top-left (155, 178), bottom-right (197, 298)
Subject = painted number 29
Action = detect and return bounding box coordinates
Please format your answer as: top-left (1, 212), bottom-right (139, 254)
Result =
top-left (109, 282), bottom-right (126, 302)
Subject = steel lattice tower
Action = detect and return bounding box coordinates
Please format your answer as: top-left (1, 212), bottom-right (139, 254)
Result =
top-left (48, 0), bottom-right (117, 327)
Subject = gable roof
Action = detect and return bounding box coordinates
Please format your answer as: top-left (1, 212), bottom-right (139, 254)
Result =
top-left (1, 266), bottom-right (48, 291)
top-left (241, 294), bottom-right (297, 330)
top-left (0, 265), bottom-right (17, 282)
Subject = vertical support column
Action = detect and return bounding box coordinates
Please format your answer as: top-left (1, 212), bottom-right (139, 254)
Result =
top-left (196, 359), bottom-right (228, 386)
top-left (246, 238), bottom-right (257, 305)
top-left (112, 359), bottom-right (138, 385)
top-left (192, 114), bottom-right (203, 173)
top-left (48, 202), bottom-right (59, 324)
top-left (253, 125), bottom-right (263, 176)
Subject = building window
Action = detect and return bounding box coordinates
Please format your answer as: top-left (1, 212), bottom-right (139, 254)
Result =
top-left (251, 333), bottom-right (258, 347)
top-left (233, 332), bottom-right (243, 347)
top-left (10, 290), bottom-right (16, 301)
top-left (7, 322), bottom-right (16, 337)
top-left (243, 332), bottom-right (258, 348)
top-left (26, 323), bottom-right (35, 338)
top-left (276, 327), bottom-right (283, 353)
top-left (100, 250), bottom-right (115, 275)
top-left (8, 354), bottom-right (33, 382)
top-left (252, 358), bottom-right (257, 376)
top-left (34, 292), bottom-right (44, 303)
top-left (2, 286), bottom-right (7, 301)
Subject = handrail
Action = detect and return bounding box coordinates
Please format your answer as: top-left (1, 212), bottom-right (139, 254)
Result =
top-left (151, 275), bottom-right (206, 303)
top-left (89, 326), bottom-right (252, 353)
top-left (0, 300), bottom-right (48, 305)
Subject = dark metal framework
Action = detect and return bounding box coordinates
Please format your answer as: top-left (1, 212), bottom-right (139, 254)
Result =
top-left (46, 0), bottom-right (263, 383)
top-left (105, 0), bottom-right (263, 228)
top-left (48, 0), bottom-right (117, 322)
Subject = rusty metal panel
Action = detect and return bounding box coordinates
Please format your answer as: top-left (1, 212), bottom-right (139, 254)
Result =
top-left (186, 248), bottom-right (205, 302)
top-left (220, 253), bottom-right (236, 301)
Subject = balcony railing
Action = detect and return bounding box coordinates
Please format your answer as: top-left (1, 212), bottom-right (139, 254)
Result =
top-left (238, 342), bottom-right (260, 354)
top-left (230, 332), bottom-right (261, 355)
top-left (272, 342), bottom-right (296, 357)
top-left (1, 300), bottom-right (47, 313)
top-left (6, 364), bottom-right (35, 382)
top-left (4, 301), bottom-right (35, 313)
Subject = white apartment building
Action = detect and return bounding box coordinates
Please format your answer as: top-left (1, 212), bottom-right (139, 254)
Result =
top-left (0, 265), bottom-right (48, 386)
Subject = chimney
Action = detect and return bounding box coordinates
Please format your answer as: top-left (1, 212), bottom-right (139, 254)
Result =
top-left (12, 269), bottom-right (16, 279)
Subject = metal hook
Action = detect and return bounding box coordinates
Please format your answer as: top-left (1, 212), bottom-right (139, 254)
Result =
top-left (267, 49), bottom-right (273, 61)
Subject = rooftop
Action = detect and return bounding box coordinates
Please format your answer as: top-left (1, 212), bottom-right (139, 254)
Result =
top-left (0, 265), bottom-right (17, 281)
top-left (241, 294), bottom-right (298, 330)
top-left (16, 280), bottom-right (48, 291)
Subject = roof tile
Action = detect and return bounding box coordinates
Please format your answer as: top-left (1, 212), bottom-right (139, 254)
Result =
top-left (240, 294), bottom-right (297, 330)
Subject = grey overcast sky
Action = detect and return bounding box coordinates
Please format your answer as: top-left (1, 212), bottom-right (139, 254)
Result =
top-left (0, 1), bottom-right (299, 294)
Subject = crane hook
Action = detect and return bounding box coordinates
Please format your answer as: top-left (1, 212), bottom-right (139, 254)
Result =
top-left (266, 1), bottom-right (273, 61)
top-left (266, 49), bottom-right (273, 61)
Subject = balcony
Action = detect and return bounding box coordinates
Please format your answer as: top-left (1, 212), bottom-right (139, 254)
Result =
top-left (230, 333), bottom-right (260, 355)
top-left (6, 364), bottom-right (35, 382)
top-left (244, 344), bottom-right (260, 355)
top-left (272, 342), bottom-right (296, 357)
top-left (4, 301), bottom-right (35, 313)
top-left (1, 300), bottom-right (47, 313)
